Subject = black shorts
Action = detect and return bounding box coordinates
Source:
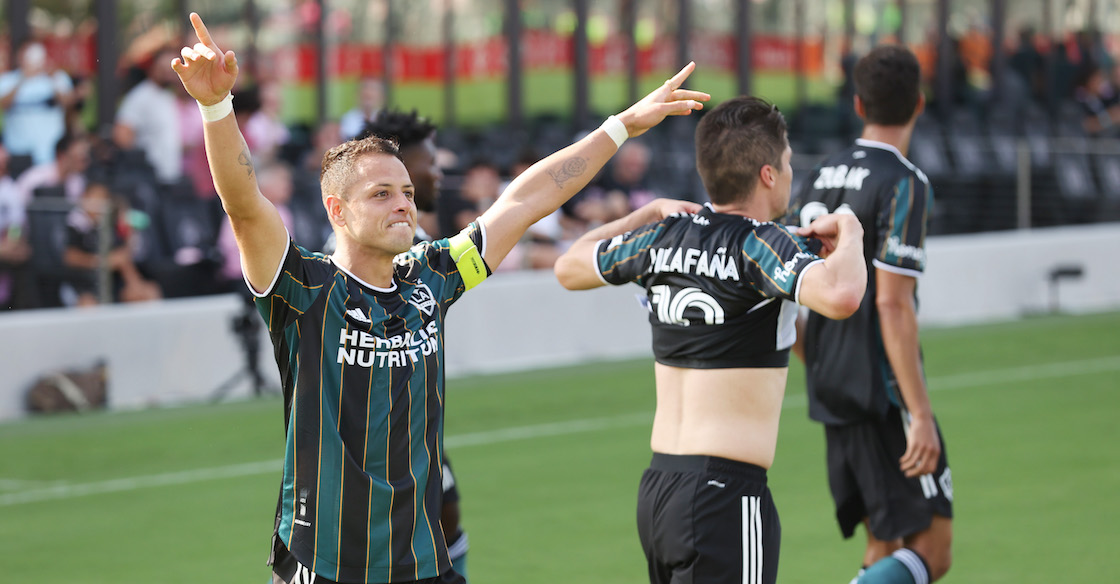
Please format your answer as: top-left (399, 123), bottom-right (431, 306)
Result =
top-left (637, 453), bottom-right (780, 584)
top-left (825, 406), bottom-right (954, 541)
top-left (270, 539), bottom-right (466, 584)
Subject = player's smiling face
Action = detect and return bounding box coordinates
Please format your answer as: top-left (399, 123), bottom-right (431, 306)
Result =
top-left (338, 153), bottom-right (417, 257)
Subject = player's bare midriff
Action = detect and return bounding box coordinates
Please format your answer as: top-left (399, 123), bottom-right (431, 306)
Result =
top-left (650, 362), bottom-right (788, 469)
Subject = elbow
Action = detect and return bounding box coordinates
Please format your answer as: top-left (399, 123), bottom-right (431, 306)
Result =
top-left (875, 294), bottom-right (912, 319)
top-left (554, 255), bottom-right (594, 290)
top-left (833, 289), bottom-right (864, 319)
top-left (818, 282), bottom-right (866, 320)
top-left (554, 262), bottom-right (582, 290)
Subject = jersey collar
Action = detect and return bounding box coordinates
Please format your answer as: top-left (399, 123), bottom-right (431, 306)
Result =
top-left (854, 138), bottom-right (915, 166)
top-left (330, 259), bottom-right (398, 293)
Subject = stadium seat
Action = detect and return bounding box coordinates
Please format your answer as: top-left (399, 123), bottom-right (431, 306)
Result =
top-left (909, 130), bottom-right (951, 177)
top-left (7, 154), bottom-right (33, 179)
top-left (1051, 151), bottom-right (1097, 224)
top-left (1092, 150), bottom-right (1120, 221)
top-left (32, 186), bottom-right (67, 199)
top-left (149, 186), bottom-right (223, 298)
top-left (25, 199), bottom-right (76, 308)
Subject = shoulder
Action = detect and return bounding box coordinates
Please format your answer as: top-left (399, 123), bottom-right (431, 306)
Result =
top-left (393, 240), bottom-right (441, 280)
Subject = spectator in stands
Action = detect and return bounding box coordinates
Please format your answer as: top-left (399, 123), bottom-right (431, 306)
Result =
top-left (113, 46), bottom-right (184, 184)
top-left (300, 119), bottom-right (342, 176)
top-left (16, 133), bottom-right (90, 203)
top-left (448, 158), bottom-right (502, 235)
top-left (0, 40), bottom-right (74, 165)
top-left (595, 140), bottom-right (661, 218)
top-left (1008, 27), bottom-right (1046, 104)
top-left (0, 144), bottom-right (32, 310)
top-left (340, 76), bottom-right (385, 140)
top-left (244, 80), bottom-right (291, 164)
top-left (62, 181), bottom-right (162, 306)
top-left (1073, 63), bottom-right (1120, 136)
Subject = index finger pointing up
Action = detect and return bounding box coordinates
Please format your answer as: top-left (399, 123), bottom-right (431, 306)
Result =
top-left (190, 12), bottom-right (220, 54)
top-left (664, 61), bottom-right (697, 91)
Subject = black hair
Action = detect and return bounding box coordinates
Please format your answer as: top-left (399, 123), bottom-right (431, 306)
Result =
top-left (694, 96), bottom-right (788, 205)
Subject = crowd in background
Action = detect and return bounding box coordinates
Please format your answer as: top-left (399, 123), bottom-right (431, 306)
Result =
top-left (2, 21), bottom-right (1120, 311)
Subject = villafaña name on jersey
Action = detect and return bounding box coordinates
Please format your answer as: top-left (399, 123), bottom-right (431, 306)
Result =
top-left (649, 246), bottom-right (740, 281)
top-left (337, 320), bottom-right (440, 368)
top-left (814, 165), bottom-right (872, 191)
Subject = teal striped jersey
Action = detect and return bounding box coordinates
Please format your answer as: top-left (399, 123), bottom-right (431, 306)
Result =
top-left (788, 138), bottom-right (935, 424)
top-left (594, 205), bottom-right (823, 369)
top-left (254, 223), bottom-right (487, 583)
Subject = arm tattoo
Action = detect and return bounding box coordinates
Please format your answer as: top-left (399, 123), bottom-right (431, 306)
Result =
top-left (547, 157), bottom-right (589, 189)
top-left (238, 148), bottom-right (255, 178)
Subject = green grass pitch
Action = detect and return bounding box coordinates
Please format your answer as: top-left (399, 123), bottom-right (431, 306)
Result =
top-left (1, 310), bottom-right (1118, 582)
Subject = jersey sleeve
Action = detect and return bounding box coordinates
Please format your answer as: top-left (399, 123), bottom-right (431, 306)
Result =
top-left (593, 220), bottom-right (665, 286)
top-left (404, 221), bottom-right (491, 306)
top-left (874, 175), bottom-right (933, 277)
top-left (741, 224), bottom-right (824, 302)
top-left (253, 240), bottom-right (333, 331)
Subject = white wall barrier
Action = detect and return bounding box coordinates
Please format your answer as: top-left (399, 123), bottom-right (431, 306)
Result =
top-left (1, 223), bottom-right (1117, 421)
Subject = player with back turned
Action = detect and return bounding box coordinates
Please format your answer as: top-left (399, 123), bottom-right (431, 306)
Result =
top-left (171, 12), bottom-right (707, 584)
top-left (555, 96), bottom-right (868, 584)
top-left (787, 45), bottom-right (953, 584)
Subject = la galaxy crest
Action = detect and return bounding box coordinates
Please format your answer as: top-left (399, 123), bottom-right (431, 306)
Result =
top-left (410, 280), bottom-right (437, 316)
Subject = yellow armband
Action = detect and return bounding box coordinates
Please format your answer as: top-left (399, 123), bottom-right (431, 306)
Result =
top-left (449, 232), bottom-right (488, 290)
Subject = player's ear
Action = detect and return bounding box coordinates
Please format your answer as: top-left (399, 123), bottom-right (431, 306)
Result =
top-left (853, 95), bottom-right (866, 119)
top-left (760, 164), bottom-right (777, 188)
top-left (325, 194), bottom-right (345, 226)
top-left (912, 92), bottom-right (926, 120)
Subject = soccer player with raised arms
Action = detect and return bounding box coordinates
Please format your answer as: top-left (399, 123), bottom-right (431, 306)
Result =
top-left (555, 96), bottom-right (868, 584)
top-left (172, 12), bottom-right (707, 584)
top-left (788, 45), bottom-right (952, 584)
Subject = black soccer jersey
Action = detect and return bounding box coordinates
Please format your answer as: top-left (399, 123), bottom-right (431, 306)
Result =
top-left (593, 205), bottom-right (823, 369)
top-left (255, 223), bottom-right (488, 584)
top-left (788, 139), bottom-right (934, 425)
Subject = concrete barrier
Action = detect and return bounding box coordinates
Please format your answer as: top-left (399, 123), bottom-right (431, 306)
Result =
top-left (1, 223), bottom-right (1117, 421)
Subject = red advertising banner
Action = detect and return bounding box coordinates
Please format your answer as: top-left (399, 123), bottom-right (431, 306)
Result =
top-left (7, 31), bottom-right (821, 83)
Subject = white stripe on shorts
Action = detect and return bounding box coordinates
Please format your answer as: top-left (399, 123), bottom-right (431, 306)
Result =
top-left (920, 474), bottom-right (938, 499)
top-left (742, 496), bottom-right (762, 584)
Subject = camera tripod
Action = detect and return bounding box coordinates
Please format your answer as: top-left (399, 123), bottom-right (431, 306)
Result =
top-left (210, 294), bottom-right (275, 402)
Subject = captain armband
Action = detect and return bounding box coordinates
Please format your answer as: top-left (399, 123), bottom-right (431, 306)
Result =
top-left (448, 232), bottom-right (488, 291)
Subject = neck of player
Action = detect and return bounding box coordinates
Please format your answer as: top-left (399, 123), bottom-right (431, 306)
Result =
top-left (332, 245), bottom-right (399, 289)
top-left (860, 123), bottom-right (915, 158)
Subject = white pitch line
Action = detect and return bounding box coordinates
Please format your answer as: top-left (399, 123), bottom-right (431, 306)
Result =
top-left (926, 355), bottom-right (1120, 391)
top-left (2, 355), bottom-right (1117, 507)
top-left (0, 413), bottom-right (654, 508)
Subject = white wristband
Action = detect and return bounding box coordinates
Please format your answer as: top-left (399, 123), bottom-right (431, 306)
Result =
top-left (198, 93), bottom-right (234, 123)
top-left (601, 115), bottom-right (629, 149)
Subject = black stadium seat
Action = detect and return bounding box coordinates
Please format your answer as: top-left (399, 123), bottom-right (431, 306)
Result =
top-left (24, 198), bottom-right (75, 308)
top-left (6, 154), bottom-right (33, 179)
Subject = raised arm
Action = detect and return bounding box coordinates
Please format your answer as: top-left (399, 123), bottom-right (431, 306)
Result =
top-left (171, 13), bottom-right (287, 294)
top-left (795, 212), bottom-right (867, 319)
top-left (555, 198), bottom-right (702, 290)
top-left (477, 62), bottom-right (709, 269)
